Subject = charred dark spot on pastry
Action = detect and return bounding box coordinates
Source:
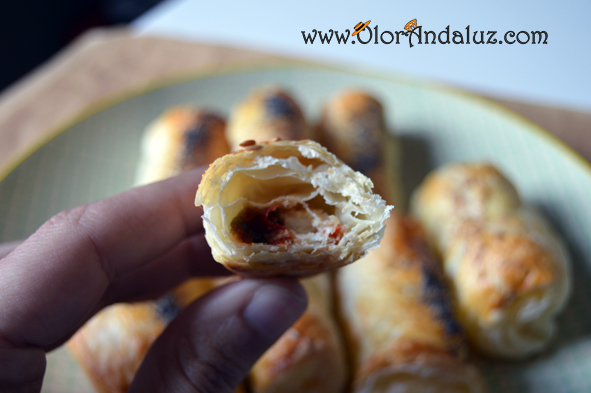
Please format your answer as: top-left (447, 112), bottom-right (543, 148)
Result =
top-left (265, 95), bottom-right (299, 118)
top-left (231, 205), bottom-right (294, 245)
top-left (155, 294), bottom-right (182, 323)
top-left (181, 114), bottom-right (224, 169)
top-left (422, 266), bottom-right (464, 345)
top-left (184, 116), bottom-right (214, 154)
top-left (350, 124), bottom-right (383, 174)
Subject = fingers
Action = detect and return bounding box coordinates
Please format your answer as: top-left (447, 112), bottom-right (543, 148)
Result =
top-left (102, 234), bottom-right (230, 306)
top-left (129, 278), bottom-right (308, 393)
top-left (0, 343), bottom-right (45, 393)
top-left (0, 168), bottom-right (208, 350)
top-left (0, 240), bottom-right (22, 260)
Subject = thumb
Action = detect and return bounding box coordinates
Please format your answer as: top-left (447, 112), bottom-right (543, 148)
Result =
top-left (128, 278), bottom-right (308, 393)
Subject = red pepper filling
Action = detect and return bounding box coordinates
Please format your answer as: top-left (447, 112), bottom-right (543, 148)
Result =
top-left (231, 205), bottom-right (294, 245)
top-left (329, 225), bottom-right (344, 243)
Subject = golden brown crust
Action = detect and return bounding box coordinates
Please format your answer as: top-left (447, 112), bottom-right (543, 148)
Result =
top-left (318, 91), bottom-right (484, 391)
top-left (338, 213), bottom-right (485, 392)
top-left (195, 139), bottom-right (392, 277)
top-left (227, 88), bottom-right (310, 149)
top-left (69, 107), bottom-right (233, 393)
top-left (452, 218), bottom-right (556, 316)
top-left (135, 107), bottom-right (232, 303)
top-left (224, 88), bottom-right (350, 392)
top-left (135, 106), bottom-right (229, 185)
top-left (251, 276), bottom-right (347, 393)
top-left (67, 303), bottom-right (166, 393)
top-left (172, 278), bottom-right (219, 306)
top-left (411, 163), bottom-right (571, 357)
top-left (411, 163), bottom-right (520, 247)
top-left (317, 90), bottom-right (402, 206)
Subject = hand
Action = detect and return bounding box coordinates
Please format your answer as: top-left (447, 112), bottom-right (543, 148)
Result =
top-left (0, 168), bottom-right (307, 393)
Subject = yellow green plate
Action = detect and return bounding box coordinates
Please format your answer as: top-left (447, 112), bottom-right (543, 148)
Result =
top-left (2, 67), bottom-right (590, 393)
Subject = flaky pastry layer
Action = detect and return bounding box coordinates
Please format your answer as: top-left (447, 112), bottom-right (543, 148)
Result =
top-left (338, 214), bottom-right (486, 393)
top-left (195, 139), bottom-right (392, 277)
top-left (251, 275), bottom-right (347, 393)
top-left (412, 163), bottom-right (571, 358)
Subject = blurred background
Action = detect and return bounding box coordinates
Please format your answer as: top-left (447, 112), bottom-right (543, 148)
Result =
top-left (0, 0), bottom-right (162, 92)
top-left (1, 0), bottom-right (589, 110)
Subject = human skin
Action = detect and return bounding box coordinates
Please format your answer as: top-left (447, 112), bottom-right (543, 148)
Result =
top-left (0, 167), bottom-right (307, 393)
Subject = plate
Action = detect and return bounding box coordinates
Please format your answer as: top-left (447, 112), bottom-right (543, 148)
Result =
top-left (2, 66), bottom-right (591, 393)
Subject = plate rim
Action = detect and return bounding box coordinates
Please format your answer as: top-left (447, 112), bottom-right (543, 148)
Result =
top-left (1, 62), bottom-right (589, 184)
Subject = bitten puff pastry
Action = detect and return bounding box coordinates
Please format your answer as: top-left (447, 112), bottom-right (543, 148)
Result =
top-left (338, 213), bottom-right (486, 393)
top-left (317, 90), bottom-right (403, 207)
top-left (251, 275), bottom-right (348, 393)
top-left (411, 163), bottom-right (571, 358)
top-left (226, 88), bottom-right (311, 149)
top-left (195, 139), bottom-right (393, 277)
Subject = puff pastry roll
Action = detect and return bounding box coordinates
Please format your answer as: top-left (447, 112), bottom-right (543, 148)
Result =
top-left (338, 213), bottom-right (486, 393)
top-left (69, 107), bottom-right (236, 392)
top-left (195, 139), bottom-right (392, 277)
top-left (411, 163), bottom-right (571, 358)
top-left (317, 90), bottom-right (403, 206)
top-left (132, 105), bottom-right (234, 305)
top-left (251, 275), bottom-right (347, 393)
top-left (226, 91), bottom-right (349, 391)
top-left (226, 88), bottom-right (311, 149)
top-left (68, 301), bottom-right (174, 393)
top-left (135, 106), bottom-right (229, 186)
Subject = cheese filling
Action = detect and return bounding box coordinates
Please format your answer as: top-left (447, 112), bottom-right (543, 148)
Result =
top-left (230, 203), bottom-right (344, 246)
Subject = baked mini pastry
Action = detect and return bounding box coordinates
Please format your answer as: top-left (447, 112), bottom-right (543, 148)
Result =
top-left (69, 291), bottom-right (244, 393)
top-left (338, 213), bottom-right (486, 393)
top-left (317, 90), bottom-right (403, 207)
top-left (71, 105), bottom-right (350, 393)
top-left (68, 303), bottom-right (166, 393)
top-left (251, 275), bottom-right (348, 393)
top-left (319, 90), bottom-right (485, 390)
top-left (226, 88), bottom-right (311, 149)
top-left (195, 139), bottom-right (393, 277)
top-left (69, 107), bottom-right (236, 393)
top-left (135, 106), bottom-right (229, 186)
top-left (226, 87), bottom-right (349, 392)
top-left (411, 163), bottom-right (571, 358)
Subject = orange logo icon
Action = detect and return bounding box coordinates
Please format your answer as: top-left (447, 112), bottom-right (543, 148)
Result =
top-left (404, 19), bottom-right (418, 32)
top-left (352, 20), bottom-right (371, 36)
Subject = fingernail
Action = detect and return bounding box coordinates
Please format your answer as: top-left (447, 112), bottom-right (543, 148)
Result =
top-left (242, 281), bottom-right (308, 340)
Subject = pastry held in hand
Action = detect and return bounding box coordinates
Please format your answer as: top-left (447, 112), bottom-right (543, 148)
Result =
top-left (412, 163), bottom-right (571, 358)
top-left (195, 139), bottom-right (393, 277)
